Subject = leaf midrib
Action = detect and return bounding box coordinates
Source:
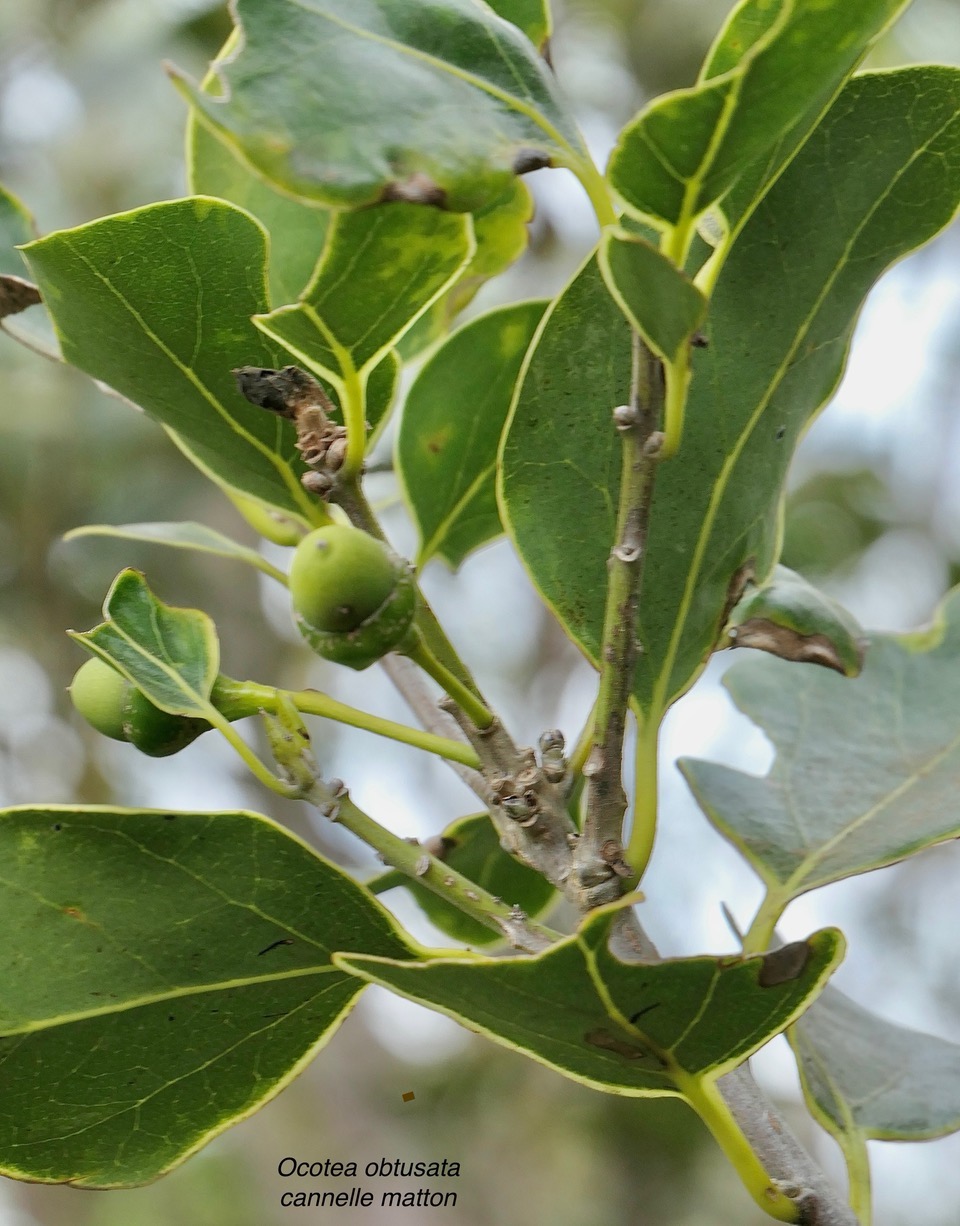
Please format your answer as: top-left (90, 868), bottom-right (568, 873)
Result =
top-left (0, 963), bottom-right (344, 1038)
top-left (289, 0), bottom-right (582, 162)
top-left (60, 236), bottom-right (316, 522)
top-left (648, 102), bottom-right (958, 718)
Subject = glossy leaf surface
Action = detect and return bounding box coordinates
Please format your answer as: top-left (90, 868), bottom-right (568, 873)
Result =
top-left (187, 109), bottom-right (328, 309)
top-left (608, 0), bottom-right (909, 231)
top-left (174, 0), bottom-right (586, 212)
top-left (22, 199), bottom-right (316, 521)
top-left (340, 907), bottom-right (842, 1095)
top-left (681, 588), bottom-right (960, 906)
top-left (0, 805), bottom-right (414, 1186)
top-left (599, 229), bottom-right (707, 362)
top-left (71, 570), bottom-right (220, 720)
top-left (501, 69), bottom-right (960, 719)
top-left (398, 300), bottom-right (547, 568)
top-left (255, 204), bottom-right (473, 382)
top-left (486, 0), bottom-right (551, 50)
top-left (399, 179), bottom-right (533, 360)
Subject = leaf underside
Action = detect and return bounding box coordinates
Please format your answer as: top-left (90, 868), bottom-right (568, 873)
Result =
top-left (680, 587), bottom-right (960, 903)
top-left (791, 983), bottom-right (960, 1146)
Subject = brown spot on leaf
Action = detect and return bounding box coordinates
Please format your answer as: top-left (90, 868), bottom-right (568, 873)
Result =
top-left (0, 275), bottom-right (41, 319)
top-left (758, 940), bottom-right (811, 987)
top-left (380, 174), bottom-right (447, 208)
top-left (584, 1027), bottom-right (649, 1061)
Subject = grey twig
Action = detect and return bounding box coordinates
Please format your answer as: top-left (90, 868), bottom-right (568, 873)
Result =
top-left (575, 332), bottom-right (663, 902)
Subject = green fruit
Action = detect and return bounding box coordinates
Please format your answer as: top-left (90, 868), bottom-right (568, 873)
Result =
top-left (69, 657), bottom-right (129, 741)
top-left (289, 525), bottom-right (416, 670)
top-left (69, 657), bottom-right (209, 757)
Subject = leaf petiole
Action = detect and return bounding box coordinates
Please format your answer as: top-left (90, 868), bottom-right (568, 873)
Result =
top-left (214, 677), bottom-right (481, 770)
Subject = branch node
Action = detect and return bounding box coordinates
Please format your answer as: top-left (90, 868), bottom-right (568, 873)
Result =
top-left (613, 403), bottom-right (638, 431)
top-left (643, 430), bottom-right (665, 458)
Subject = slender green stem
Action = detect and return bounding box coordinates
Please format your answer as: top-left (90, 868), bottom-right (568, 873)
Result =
top-left (662, 215), bottom-right (697, 269)
top-left (567, 704), bottom-right (596, 780)
top-left (742, 889), bottom-right (789, 955)
top-left (681, 1077), bottom-right (801, 1223)
top-left (624, 714), bottom-right (659, 884)
top-left (658, 221), bottom-right (699, 459)
top-left (204, 707), bottom-right (305, 798)
top-left (291, 687), bottom-right (481, 768)
top-left (408, 634), bottom-right (494, 730)
top-left (338, 357), bottom-right (367, 480)
top-left (322, 791), bottom-right (559, 952)
top-left (215, 677), bottom-right (481, 769)
top-left (844, 1129), bottom-right (873, 1223)
top-left (569, 157), bottom-right (619, 229)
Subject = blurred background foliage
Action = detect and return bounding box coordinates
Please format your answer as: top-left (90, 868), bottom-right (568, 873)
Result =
top-left (1, 1), bottom-right (959, 1223)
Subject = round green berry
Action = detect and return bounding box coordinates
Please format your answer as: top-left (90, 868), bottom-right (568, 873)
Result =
top-left (69, 657), bottom-right (130, 741)
top-left (69, 657), bottom-right (208, 757)
top-left (289, 525), bottom-right (416, 670)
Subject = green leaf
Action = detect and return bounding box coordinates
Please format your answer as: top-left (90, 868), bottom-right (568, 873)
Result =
top-left (608, 0), bottom-right (910, 233)
top-left (398, 178), bottom-right (534, 361)
top-left (254, 204), bottom-right (474, 382)
top-left (791, 983), bottom-right (960, 1145)
top-left (22, 198), bottom-right (317, 522)
top-left (71, 569), bottom-right (220, 720)
top-left (0, 805), bottom-right (416, 1187)
top-left (64, 522), bottom-right (289, 585)
top-left (725, 565), bottom-right (865, 677)
top-left (187, 101), bottom-right (329, 310)
top-left (680, 588), bottom-right (960, 913)
top-left (0, 183), bottom-right (59, 357)
top-left (370, 813), bottom-right (557, 946)
top-left (599, 229), bottom-right (707, 362)
top-left (172, 0), bottom-right (587, 212)
top-left (486, 0), bottom-right (551, 51)
top-left (0, 183), bottom-right (34, 277)
top-left (398, 300), bottom-right (547, 569)
top-left (501, 69), bottom-right (960, 720)
top-left (339, 906), bottom-right (842, 1094)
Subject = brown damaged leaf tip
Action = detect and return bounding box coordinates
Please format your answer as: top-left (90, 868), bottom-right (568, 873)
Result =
top-left (730, 619), bottom-right (865, 676)
top-left (0, 274), bottom-right (42, 320)
top-left (233, 365), bottom-right (335, 418)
